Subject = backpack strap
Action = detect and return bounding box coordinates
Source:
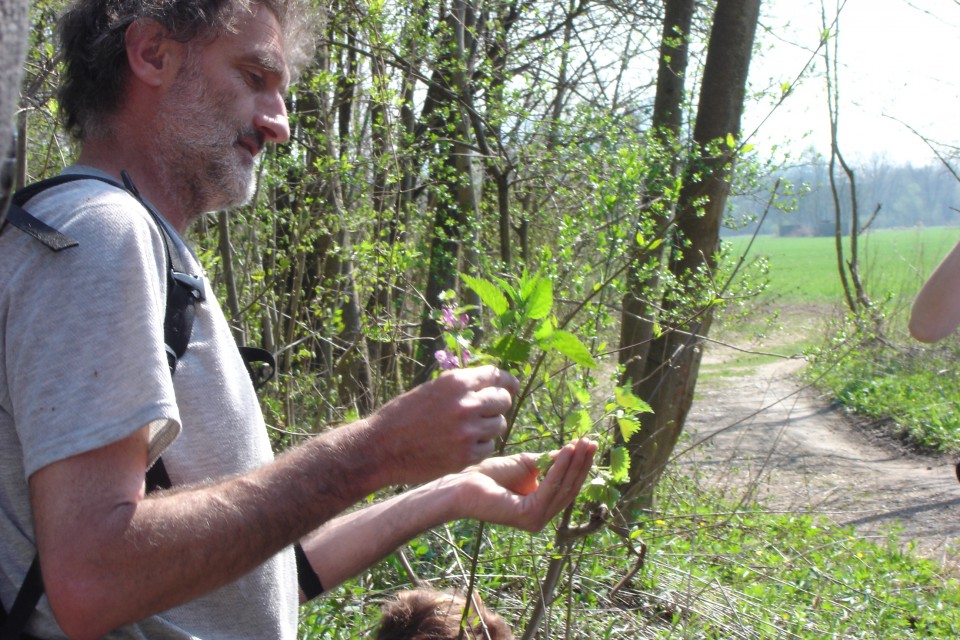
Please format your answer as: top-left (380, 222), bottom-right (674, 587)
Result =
top-left (2, 204), bottom-right (78, 252)
top-left (1, 175), bottom-right (313, 637)
top-left (0, 174), bottom-right (105, 252)
top-left (0, 558), bottom-right (42, 640)
top-left (117, 171), bottom-right (205, 375)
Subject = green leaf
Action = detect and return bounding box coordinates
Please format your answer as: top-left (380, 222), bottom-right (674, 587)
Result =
top-left (491, 334), bottom-right (532, 365)
top-left (615, 386), bottom-right (652, 413)
top-left (534, 318), bottom-right (554, 343)
top-left (461, 273), bottom-right (508, 316)
top-left (536, 451), bottom-right (554, 475)
top-left (584, 477), bottom-right (620, 508)
top-left (549, 331), bottom-right (596, 368)
top-left (563, 409), bottom-right (592, 437)
top-left (491, 275), bottom-right (520, 305)
top-left (610, 446), bottom-right (630, 483)
top-left (568, 381), bottom-right (590, 406)
top-left (618, 415), bottom-right (641, 442)
top-left (525, 277), bottom-right (553, 320)
top-left (726, 132), bottom-right (736, 148)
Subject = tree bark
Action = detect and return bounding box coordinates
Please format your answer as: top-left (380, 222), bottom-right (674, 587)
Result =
top-left (618, 0), bottom-right (695, 393)
top-left (0, 0), bottom-right (29, 224)
top-left (414, 0), bottom-right (482, 384)
top-left (620, 0), bottom-right (762, 516)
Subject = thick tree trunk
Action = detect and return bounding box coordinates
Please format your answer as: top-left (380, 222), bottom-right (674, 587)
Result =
top-left (620, 0), bottom-right (761, 516)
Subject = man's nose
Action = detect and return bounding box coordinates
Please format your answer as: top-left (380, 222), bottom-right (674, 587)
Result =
top-left (255, 93), bottom-right (290, 144)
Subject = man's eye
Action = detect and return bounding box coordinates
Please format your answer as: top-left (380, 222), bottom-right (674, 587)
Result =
top-left (245, 70), bottom-right (265, 88)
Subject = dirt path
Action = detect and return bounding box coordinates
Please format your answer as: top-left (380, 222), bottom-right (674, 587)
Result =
top-left (681, 346), bottom-right (960, 569)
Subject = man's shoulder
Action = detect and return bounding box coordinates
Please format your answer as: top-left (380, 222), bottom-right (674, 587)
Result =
top-left (21, 167), bottom-right (162, 255)
top-left (25, 167), bottom-right (135, 217)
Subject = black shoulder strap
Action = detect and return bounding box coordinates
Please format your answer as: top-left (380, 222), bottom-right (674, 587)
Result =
top-left (2, 204), bottom-right (77, 252)
top-left (0, 558), bottom-right (42, 640)
top-left (117, 171), bottom-right (205, 375)
top-left (1, 174), bottom-right (127, 252)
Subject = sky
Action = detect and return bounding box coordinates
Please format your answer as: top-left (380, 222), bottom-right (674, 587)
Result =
top-left (743, 0), bottom-right (960, 167)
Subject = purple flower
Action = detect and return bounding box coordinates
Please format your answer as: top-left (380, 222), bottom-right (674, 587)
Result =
top-left (435, 349), bottom-right (460, 370)
top-left (440, 305), bottom-right (470, 330)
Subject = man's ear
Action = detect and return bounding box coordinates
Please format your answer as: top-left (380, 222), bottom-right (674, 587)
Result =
top-left (124, 19), bottom-right (183, 88)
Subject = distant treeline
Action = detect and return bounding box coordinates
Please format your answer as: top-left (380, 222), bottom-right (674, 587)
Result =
top-left (726, 158), bottom-right (960, 236)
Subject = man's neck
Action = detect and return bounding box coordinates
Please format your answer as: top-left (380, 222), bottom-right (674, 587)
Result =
top-left (77, 141), bottom-right (195, 234)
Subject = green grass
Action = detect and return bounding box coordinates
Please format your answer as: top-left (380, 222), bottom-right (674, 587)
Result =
top-left (807, 321), bottom-right (960, 452)
top-left (725, 227), bottom-right (960, 306)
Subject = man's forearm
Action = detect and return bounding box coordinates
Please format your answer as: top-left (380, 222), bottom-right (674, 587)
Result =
top-left (299, 476), bottom-right (465, 594)
top-left (34, 419), bottom-right (386, 640)
top-left (910, 240), bottom-right (960, 342)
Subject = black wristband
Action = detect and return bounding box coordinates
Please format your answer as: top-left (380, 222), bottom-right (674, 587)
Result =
top-left (294, 542), bottom-right (324, 600)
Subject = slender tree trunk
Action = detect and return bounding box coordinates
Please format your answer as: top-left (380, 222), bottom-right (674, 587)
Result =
top-left (216, 211), bottom-right (244, 344)
top-left (415, 0), bottom-right (482, 384)
top-left (618, 0), bottom-right (695, 391)
top-left (620, 0), bottom-right (762, 516)
top-left (0, 0), bottom-right (28, 222)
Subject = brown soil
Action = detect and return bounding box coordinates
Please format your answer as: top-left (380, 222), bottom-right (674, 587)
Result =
top-left (679, 339), bottom-right (960, 570)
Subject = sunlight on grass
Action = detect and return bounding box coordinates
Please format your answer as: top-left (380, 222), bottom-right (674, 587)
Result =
top-left (725, 227), bottom-right (960, 307)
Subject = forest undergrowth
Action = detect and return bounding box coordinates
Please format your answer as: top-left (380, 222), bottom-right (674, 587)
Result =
top-left (299, 303), bottom-right (960, 639)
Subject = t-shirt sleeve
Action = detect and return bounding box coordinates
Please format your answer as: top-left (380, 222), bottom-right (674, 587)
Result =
top-left (5, 185), bottom-right (181, 478)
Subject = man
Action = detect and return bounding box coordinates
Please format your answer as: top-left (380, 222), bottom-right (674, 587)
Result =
top-left (0, 0), bottom-right (598, 637)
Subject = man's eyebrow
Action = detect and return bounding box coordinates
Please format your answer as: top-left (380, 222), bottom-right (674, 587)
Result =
top-left (242, 51), bottom-right (291, 88)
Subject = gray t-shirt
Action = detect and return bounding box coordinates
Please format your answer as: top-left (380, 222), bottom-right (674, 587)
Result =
top-left (0, 167), bottom-right (298, 639)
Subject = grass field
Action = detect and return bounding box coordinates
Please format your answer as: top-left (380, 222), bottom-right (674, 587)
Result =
top-left (724, 227), bottom-right (960, 307)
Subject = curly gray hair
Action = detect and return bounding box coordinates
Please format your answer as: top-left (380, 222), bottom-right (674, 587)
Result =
top-left (57, 0), bottom-right (317, 140)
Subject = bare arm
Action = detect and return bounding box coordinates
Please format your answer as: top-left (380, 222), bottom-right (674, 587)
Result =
top-left (30, 366), bottom-right (518, 640)
top-left (300, 439), bottom-right (598, 593)
top-left (910, 239), bottom-right (960, 342)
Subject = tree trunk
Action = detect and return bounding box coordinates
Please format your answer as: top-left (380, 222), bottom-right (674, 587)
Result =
top-left (618, 0), bottom-right (695, 391)
top-left (414, 0), bottom-right (482, 384)
top-left (0, 0), bottom-right (29, 223)
top-left (620, 0), bottom-right (762, 517)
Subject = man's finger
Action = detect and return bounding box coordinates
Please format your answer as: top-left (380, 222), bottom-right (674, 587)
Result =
top-left (470, 386), bottom-right (514, 417)
top-left (457, 365), bottom-right (520, 396)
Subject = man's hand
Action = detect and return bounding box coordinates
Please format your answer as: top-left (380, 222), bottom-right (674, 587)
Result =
top-left (366, 365), bottom-right (520, 486)
top-left (298, 438), bottom-right (597, 592)
top-left (451, 438), bottom-right (598, 532)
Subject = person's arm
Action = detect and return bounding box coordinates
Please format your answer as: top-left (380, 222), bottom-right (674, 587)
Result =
top-left (910, 239), bottom-right (960, 342)
top-left (30, 365), bottom-right (518, 640)
top-left (299, 438), bottom-right (598, 593)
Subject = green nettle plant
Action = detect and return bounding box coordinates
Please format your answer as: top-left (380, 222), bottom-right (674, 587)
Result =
top-left (427, 269), bottom-right (653, 637)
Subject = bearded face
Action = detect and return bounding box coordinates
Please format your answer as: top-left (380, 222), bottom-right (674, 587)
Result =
top-left (153, 55), bottom-right (265, 215)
